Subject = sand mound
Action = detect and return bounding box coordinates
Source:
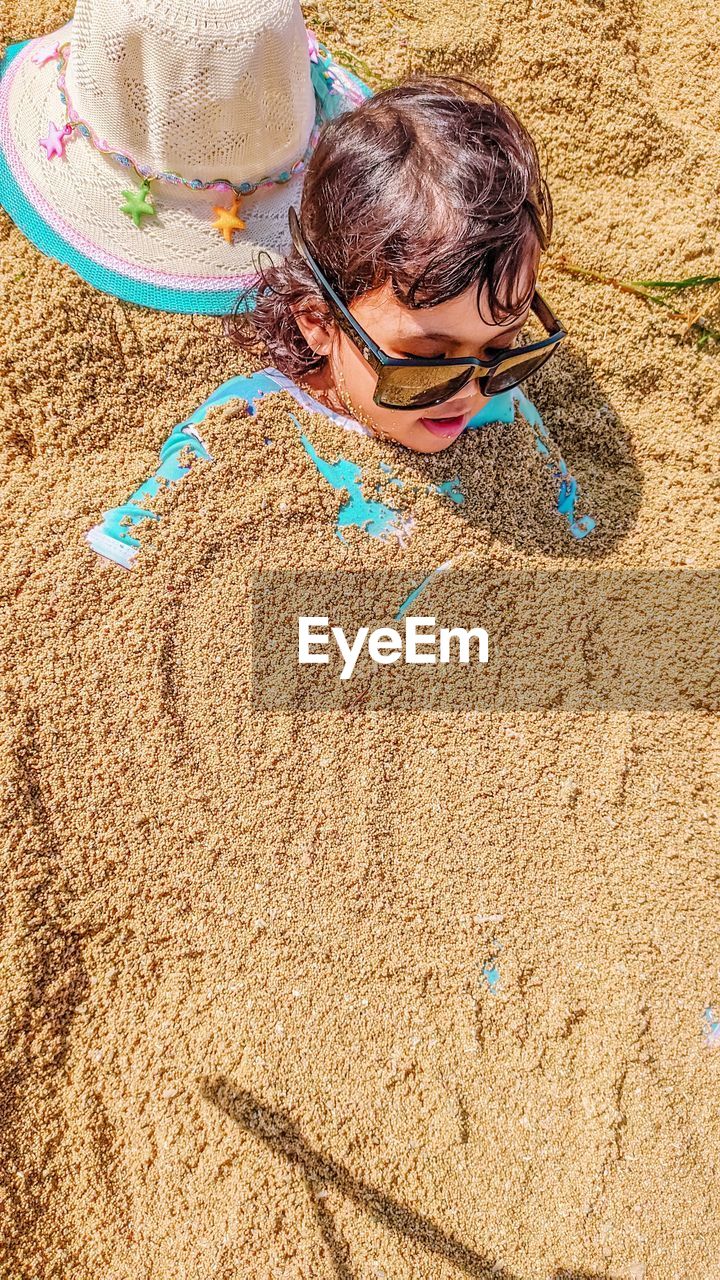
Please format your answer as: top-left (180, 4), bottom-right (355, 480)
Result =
top-left (1, 0), bottom-right (719, 1277)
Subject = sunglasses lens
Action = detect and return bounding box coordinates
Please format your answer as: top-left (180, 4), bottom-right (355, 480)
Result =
top-left (483, 347), bottom-right (555, 395)
top-left (375, 364), bottom-right (475, 410)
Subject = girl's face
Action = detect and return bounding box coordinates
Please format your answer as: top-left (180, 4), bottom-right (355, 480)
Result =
top-left (300, 261), bottom-right (536, 454)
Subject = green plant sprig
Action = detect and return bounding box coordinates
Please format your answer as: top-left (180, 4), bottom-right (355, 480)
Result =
top-left (632, 274), bottom-right (720, 291)
top-left (550, 257), bottom-right (720, 347)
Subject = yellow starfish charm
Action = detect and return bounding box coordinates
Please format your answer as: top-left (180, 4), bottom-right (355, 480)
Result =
top-left (211, 193), bottom-right (246, 244)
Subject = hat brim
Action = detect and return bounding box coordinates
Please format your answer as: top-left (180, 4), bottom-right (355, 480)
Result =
top-left (0, 27), bottom-right (371, 314)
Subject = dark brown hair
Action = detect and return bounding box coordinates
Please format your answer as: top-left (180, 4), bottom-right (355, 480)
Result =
top-left (224, 74), bottom-right (553, 380)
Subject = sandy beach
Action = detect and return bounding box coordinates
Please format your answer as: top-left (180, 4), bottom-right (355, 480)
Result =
top-left (1, 0), bottom-right (719, 1276)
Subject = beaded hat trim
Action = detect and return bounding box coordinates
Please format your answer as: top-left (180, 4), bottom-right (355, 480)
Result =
top-left (44, 27), bottom-right (340, 198)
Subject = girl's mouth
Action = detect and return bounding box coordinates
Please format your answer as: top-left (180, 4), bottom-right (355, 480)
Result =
top-left (419, 411), bottom-right (469, 440)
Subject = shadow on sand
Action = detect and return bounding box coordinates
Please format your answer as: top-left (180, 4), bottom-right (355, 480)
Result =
top-left (204, 1077), bottom-right (613, 1280)
top-left (526, 341), bottom-right (644, 560)
top-left (457, 340), bottom-right (643, 560)
top-left (333, 339), bottom-right (643, 561)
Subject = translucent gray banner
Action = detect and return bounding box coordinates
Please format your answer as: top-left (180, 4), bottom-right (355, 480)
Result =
top-left (250, 570), bottom-right (718, 711)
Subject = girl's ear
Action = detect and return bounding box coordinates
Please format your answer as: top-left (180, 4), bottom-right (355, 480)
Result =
top-left (290, 300), bottom-right (334, 357)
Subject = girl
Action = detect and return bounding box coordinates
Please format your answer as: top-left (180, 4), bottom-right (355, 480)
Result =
top-left (225, 75), bottom-right (564, 455)
top-left (86, 75), bottom-right (594, 569)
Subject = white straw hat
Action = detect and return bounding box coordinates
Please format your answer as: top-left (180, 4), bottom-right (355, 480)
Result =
top-left (0, 0), bottom-right (371, 313)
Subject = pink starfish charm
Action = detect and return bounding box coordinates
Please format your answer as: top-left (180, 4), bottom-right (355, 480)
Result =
top-left (39, 122), bottom-right (72, 160)
top-left (31, 41), bottom-right (61, 67)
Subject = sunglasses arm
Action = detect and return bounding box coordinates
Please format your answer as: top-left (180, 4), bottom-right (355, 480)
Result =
top-left (288, 207), bottom-right (387, 369)
top-left (532, 290), bottom-right (565, 338)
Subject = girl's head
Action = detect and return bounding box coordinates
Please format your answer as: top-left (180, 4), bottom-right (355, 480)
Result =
top-left (226, 76), bottom-right (553, 453)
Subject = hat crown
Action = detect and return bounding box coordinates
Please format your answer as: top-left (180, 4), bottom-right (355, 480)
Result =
top-left (64, 0), bottom-right (317, 184)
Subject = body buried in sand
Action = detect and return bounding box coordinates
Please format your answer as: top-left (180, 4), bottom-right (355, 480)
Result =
top-left (298, 616), bottom-right (490, 681)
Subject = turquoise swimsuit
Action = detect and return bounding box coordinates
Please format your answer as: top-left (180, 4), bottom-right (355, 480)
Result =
top-left (85, 366), bottom-right (595, 569)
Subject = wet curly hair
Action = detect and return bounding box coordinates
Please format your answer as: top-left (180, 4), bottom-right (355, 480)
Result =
top-left (224, 74), bottom-right (553, 380)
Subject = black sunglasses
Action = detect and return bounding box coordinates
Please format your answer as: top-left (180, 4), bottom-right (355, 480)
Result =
top-left (288, 206), bottom-right (567, 411)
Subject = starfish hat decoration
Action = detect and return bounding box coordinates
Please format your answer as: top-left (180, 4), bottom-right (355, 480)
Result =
top-left (1, 22), bottom-right (374, 311)
top-left (211, 193), bottom-right (247, 244)
top-left (39, 121), bottom-right (72, 160)
top-left (120, 179), bottom-right (157, 228)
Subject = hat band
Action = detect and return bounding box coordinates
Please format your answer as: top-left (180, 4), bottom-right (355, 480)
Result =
top-left (47, 29), bottom-right (341, 198)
